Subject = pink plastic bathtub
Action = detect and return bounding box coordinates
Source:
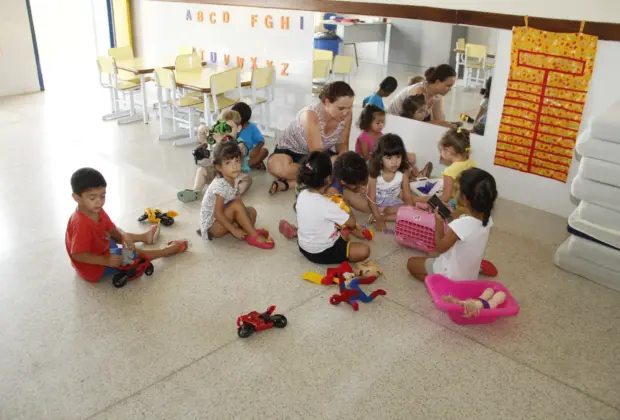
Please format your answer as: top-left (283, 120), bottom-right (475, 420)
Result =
top-left (425, 274), bottom-right (520, 325)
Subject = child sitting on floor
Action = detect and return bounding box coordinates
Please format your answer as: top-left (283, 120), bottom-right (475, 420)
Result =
top-left (295, 151), bottom-right (370, 264)
top-left (231, 102), bottom-right (269, 170)
top-left (439, 127), bottom-right (477, 210)
top-left (363, 76), bottom-right (398, 110)
top-left (473, 77), bottom-right (492, 135)
top-left (177, 110), bottom-right (252, 203)
top-left (279, 151), bottom-right (370, 240)
top-left (356, 104), bottom-right (385, 161)
top-left (66, 168), bottom-right (188, 283)
top-left (367, 134), bottom-right (429, 231)
top-left (199, 141), bottom-right (274, 249)
top-left (407, 168), bottom-right (497, 281)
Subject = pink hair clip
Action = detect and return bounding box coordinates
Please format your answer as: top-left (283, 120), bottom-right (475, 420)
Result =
top-left (305, 163), bottom-right (312, 170)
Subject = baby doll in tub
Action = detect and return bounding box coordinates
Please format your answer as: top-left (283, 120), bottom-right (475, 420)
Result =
top-left (441, 288), bottom-right (506, 318)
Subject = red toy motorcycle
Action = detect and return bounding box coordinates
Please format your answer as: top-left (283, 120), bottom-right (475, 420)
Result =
top-left (112, 254), bottom-right (154, 288)
top-left (237, 305), bottom-right (287, 338)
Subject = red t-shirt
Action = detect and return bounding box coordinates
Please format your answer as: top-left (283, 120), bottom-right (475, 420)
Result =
top-left (65, 209), bottom-right (116, 282)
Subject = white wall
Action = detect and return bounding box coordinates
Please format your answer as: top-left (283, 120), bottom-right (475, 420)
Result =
top-left (388, 19), bottom-right (452, 67)
top-left (465, 26), bottom-right (498, 54)
top-left (132, 1), bottom-right (314, 129)
top-left (352, 31), bottom-right (620, 217)
top-left (337, 0), bottom-right (620, 24)
top-left (0, 0), bottom-right (41, 97)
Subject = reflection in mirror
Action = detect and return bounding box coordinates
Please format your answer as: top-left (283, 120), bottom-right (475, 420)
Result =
top-left (312, 13), bottom-right (500, 135)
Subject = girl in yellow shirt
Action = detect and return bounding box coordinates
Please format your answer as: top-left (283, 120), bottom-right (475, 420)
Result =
top-left (439, 128), bottom-right (476, 209)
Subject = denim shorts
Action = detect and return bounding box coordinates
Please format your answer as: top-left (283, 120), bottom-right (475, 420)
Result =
top-left (102, 238), bottom-right (137, 277)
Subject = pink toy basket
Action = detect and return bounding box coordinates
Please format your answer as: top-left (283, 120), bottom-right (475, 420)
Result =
top-left (425, 274), bottom-right (520, 325)
top-left (395, 206), bottom-right (446, 253)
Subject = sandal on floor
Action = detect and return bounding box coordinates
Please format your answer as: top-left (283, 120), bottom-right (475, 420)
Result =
top-left (269, 179), bottom-right (289, 195)
top-left (167, 239), bottom-right (190, 253)
top-left (421, 162), bottom-right (433, 179)
top-left (480, 259), bottom-right (498, 277)
top-left (246, 233), bottom-right (275, 249)
top-left (279, 220), bottom-right (297, 239)
top-left (177, 189), bottom-right (200, 203)
top-left (256, 228), bottom-right (270, 238)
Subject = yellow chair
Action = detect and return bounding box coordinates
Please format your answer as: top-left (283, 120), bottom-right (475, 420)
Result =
top-left (464, 43), bottom-right (488, 88)
top-left (313, 49), bottom-right (334, 70)
top-left (243, 66), bottom-right (276, 131)
top-left (107, 45), bottom-right (140, 82)
top-left (332, 55), bottom-right (354, 83)
top-left (196, 67), bottom-right (242, 126)
top-left (154, 67), bottom-right (202, 142)
top-left (96, 56), bottom-right (142, 122)
top-left (455, 38), bottom-right (466, 80)
top-left (178, 46), bottom-right (194, 55)
top-left (175, 52), bottom-right (203, 73)
top-left (456, 38), bottom-right (465, 51)
top-left (312, 60), bottom-right (331, 95)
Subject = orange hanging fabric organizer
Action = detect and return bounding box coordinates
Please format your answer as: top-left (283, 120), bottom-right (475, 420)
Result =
top-left (494, 19), bottom-right (598, 182)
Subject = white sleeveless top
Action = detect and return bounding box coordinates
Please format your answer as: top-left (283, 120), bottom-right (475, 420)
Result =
top-left (387, 82), bottom-right (439, 119)
top-left (376, 171), bottom-right (403, 203)
top-left (277, 103), bottom-right (345, 155)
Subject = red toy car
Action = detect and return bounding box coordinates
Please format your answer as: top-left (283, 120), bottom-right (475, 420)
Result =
top-left (112, 254), bottom-right (154, 288)
top-left (237, 305), bottom-right (287, 338)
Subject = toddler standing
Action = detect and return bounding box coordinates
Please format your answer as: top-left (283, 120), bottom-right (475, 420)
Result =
top-left (363, 76), bottom-right (398, 110)
top-left (355, 105), bottom-right (385, 161)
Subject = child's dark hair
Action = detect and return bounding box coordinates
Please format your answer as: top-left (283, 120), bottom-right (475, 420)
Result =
top-left (369, 134), bottom-right (410, 178)
top-left (400, 94), bottom-right (425, 119)
top-left (333, 151), bottom-right (369, 186)
top-left (439, 127), bottom-right (471, 157)
top-left (297, 151), bottom-right (333, 190)
top-left (425, 64), bottom-right (457, 84)
top-left (480, 77), bottom-right (492, 99)
top-left (379, 76), bottom-right (398, 94)
top-left (357, 104), bottom-right (385, 131)
top-left (459, 168), bottom-right (497, 226)
top-left (231, 102), bottom-right (252, 125)
top-left (319, 81), bottom-right (355, 104)
top-left (71, 168), bottom-right (107, 195)
top-left (212, 141), bottom-right (242, 175)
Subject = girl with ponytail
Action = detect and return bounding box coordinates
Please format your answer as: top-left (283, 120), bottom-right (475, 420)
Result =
top-left (407, 168), bottom-right (497, 281)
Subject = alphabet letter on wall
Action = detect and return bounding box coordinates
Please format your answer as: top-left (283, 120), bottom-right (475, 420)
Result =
top-left (251, 14), bottom-right (258, 27)
top-left (265, 15), bottom-right (273, 29)
top-left (280, 62), bottom-right (289, 76)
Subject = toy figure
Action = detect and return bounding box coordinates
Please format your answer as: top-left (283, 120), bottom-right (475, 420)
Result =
top-left (302, 261), bottom-right (382, 286)
top-left (325, 194), bottom-right (374, 240)
top-left (237, 305), bottom-right (287, 338)
top-left (137, 208), bottom-right (178, 226)
top-left (329, 278), bottom-right (386, 311)
top-left (441, 288), bottom-right (506, 318)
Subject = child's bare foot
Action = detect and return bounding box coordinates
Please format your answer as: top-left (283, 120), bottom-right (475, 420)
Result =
top-left (145, 223), bottom-right (161, 245)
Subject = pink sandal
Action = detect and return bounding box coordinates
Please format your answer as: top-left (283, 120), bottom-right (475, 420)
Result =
top-left (279, 220), bottom-right (297, 239)
top-left (256, 228), bottom-right (270, 238)
top-left (246, 233), bottom-right (275, 249)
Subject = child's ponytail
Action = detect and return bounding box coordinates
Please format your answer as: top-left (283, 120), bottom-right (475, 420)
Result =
top-left (439, 127), bottom-right (471, 158)
top-left (459, 168), bottom-right (497, 227)
top-left (297, 151), bottom-right (333, 191)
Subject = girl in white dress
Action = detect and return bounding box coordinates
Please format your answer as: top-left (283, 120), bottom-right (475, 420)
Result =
top-left (367, 134), bottom-right (427, 231)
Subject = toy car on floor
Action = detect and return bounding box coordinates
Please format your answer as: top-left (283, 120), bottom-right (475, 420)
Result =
top-left (237, 305), bottom-right (287, 338)
top-left (137, 208), bottom-right (178, 226)
top-left (112, 255), bottom-right (154, 288)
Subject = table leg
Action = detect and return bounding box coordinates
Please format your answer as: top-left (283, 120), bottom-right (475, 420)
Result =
top-left (141, 74), bottom-right (149, 124)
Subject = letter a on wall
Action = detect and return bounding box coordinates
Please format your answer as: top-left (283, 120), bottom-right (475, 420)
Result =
top-left (494, 27), bottom-right (597, 183)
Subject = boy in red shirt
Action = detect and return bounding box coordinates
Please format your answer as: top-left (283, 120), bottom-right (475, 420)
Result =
top-left (65, 168), bottom-right (188, 283)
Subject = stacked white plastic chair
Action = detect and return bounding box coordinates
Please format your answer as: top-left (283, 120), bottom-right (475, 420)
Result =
top-left (554, 101), bottom-right (620, 291)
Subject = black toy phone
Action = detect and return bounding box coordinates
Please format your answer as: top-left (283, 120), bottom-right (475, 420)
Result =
top-left (427, 194), bottom-right (452, 220)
